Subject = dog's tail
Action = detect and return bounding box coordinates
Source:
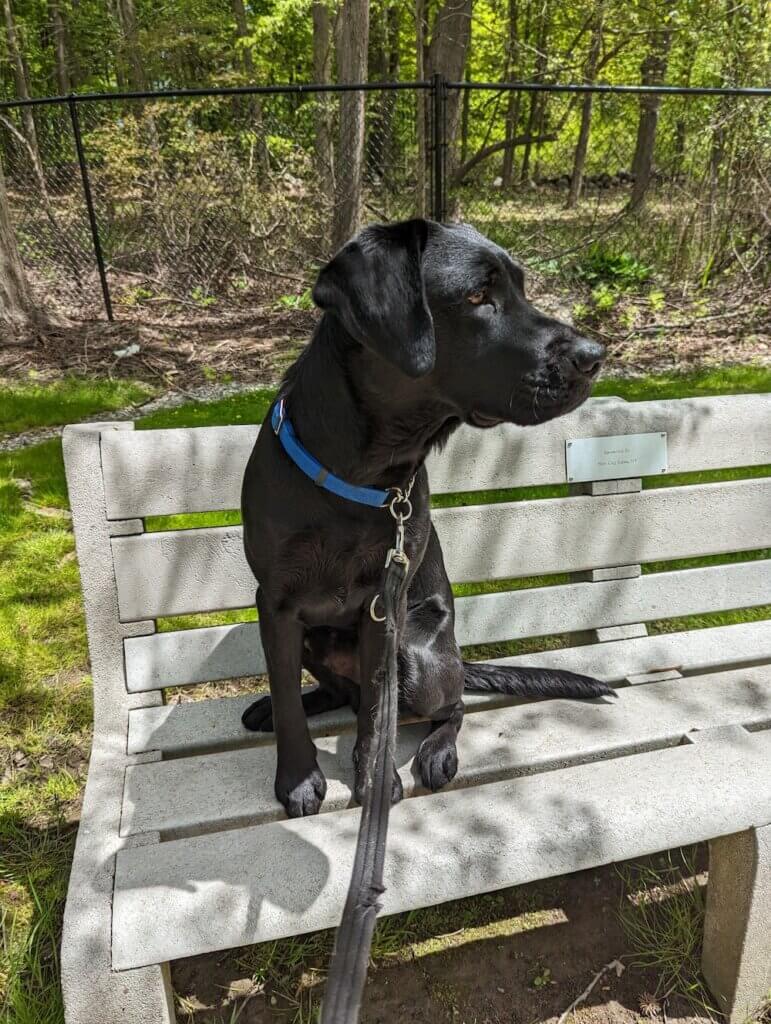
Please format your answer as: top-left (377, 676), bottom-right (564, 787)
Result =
top-left (463, 661), bottom-right (614, 699)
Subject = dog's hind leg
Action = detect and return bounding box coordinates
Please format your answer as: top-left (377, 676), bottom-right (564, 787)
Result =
top-left (242, 658), bottom-right (357, 732)
top-left (414, 699), bottom-right (464, 791)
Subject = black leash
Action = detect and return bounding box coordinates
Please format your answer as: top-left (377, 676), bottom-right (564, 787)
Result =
top-left (320, 485), bottom-right (413, 1024)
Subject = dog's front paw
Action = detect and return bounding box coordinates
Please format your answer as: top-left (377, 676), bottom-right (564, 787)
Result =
top-left (241, 695), bottom-right (274, 732)
top-left (352, 745), bottom-right (403, 806)
top-left (415, 732), bottom-right (458, 791)
top-left (275, 763), bottom-right (327, 818)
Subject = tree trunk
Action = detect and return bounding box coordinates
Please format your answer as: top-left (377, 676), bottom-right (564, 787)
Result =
top-left (49, 0), bottom-right (71, 94)
top-left (566, 8), bottom-right (603, 209)
top-left (460, 70), bottom-right (470, 164)
top-left (427, 0), bottom-right (473, 180)
top-left (381, 2), bottom-right (400, 167)
top-left (3, 0), bottom-right (43, 182)
top-left (231, 0), bottom-right (269, 172)
top-left (366, 1), bottom-right (388, 180)
top-left (0, 156), bottom-right (35, 334)
top-left (501, 0), bottom-right (519, 188)
top-left (115, 0), bottom-right (146, 91)
top-left (415, 0), bottom-right (428, 215)
top-left (629, 28), bottom-right (672, 209)
top-left (332, 0), bottom-right (369, 249)
top-left (312, 0), bottom-right (335, 194)
top-left (519, 0), bottom-right (549, 184)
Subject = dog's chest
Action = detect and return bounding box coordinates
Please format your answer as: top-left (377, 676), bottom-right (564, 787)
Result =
top-left (278, 525), bottom-right (389, 623)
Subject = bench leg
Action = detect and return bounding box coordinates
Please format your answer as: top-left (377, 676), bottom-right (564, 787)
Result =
top-left (702, 824), bottom-right (771, 1024)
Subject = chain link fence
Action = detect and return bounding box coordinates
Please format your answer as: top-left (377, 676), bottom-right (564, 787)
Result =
top-left (1, 80), bottom-right (769, 322)
top-left (445, 84), bottom-right (771, 291)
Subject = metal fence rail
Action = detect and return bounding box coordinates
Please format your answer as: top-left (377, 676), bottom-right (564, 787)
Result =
top-left (1, 77), bottom-right (769, 321)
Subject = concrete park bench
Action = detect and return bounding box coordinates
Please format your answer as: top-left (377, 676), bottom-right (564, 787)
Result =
top-left (61, 394), bottom-right (771, 1024)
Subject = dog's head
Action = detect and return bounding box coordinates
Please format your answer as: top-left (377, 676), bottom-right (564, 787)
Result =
top-left (312, 218), bottom-right (605, 427)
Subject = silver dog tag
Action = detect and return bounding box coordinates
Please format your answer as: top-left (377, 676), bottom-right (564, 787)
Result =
top-left (566, 431), bottom-right (667, 482)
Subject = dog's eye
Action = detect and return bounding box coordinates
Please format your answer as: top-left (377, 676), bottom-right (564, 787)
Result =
top-left (467, 289), bottom-right (487, 306)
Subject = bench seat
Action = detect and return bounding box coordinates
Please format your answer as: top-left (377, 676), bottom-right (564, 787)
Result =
top-left (114, 723), bottom-right (771, 970)
top-left (60, 394), bottom-right (771, 1024)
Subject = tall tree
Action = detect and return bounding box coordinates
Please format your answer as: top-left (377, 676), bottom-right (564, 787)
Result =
top-left (519, 0), bottom-right (550, 183)
top-left (2, 0), bottom-right (43, 179)
top-left (231, 0), bottom-right (268, 171)
top-left (312, 0), bottom-right (334, 192)
top-left (567, 4), bottom-right (604, 208)
top-left (427, 0), bottom-right (473, 178)
top-left (0, 156), bottom-right (35, 333)
top-left (415, 0), bottom-right (429, 214)
top-left (500, 0), bottom-right (520, 188)
top-left (49, 0), bottom-right (71, 94)
top-left (114, 0), bottom-right (145, 91)
top-left (629, 22), bottom-right (672, 209)
top-left (332, 0), bottom-right (368, 248)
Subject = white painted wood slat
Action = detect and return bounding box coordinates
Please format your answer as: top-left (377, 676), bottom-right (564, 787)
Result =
top-left (121, 668), bottom-right (771, 838)
top-left (123, 560), bottom-right (771, 693)
top-left (112, 479), bottom-right (770, 620)
top-left (100, 394), bottom-right (771, 518)
top-left (113, 726), bottom-right (771, 969)
top-left (127, 622), bottom-right (771, 756)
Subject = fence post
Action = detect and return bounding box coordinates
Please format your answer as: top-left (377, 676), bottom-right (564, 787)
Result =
top-left (431, 72), bottom-right (447, 222)
top-left (68, 96), bottom-right (113, 322)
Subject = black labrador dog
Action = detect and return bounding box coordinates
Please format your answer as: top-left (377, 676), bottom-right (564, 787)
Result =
top-left (241, 219), bottom-right (612, 819)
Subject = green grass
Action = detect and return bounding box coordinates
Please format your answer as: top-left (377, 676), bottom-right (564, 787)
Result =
top-left (0, 366), bottom-right (769, 1022)
top-left (617, 848), bottom-right (715, 1015)
top-left (0, 378), bottom-right (155, 435)
top-left (592, 364), bottom-right (771, 402)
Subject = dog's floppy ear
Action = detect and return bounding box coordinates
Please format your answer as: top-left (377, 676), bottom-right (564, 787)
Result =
top-left (312, 218), bottom-right (435, 378)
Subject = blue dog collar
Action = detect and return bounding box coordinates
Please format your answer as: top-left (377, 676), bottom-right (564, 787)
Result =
top-left (271, 398), bottom-right (391, 508)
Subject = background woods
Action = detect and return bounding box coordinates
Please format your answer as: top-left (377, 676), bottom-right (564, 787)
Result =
top-left (0, 0), bottom-right (769, 336)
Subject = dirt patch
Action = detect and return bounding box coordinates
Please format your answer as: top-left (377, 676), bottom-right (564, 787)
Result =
top-left (171, 850), bottom-right (735, 1024)
top-left (2, 273), bottom-right (768, 393)
top-left (0, 302), bottom-right (315, 388)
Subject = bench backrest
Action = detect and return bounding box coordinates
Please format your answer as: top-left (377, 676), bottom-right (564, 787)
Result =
top-left (67, 395), bottom-right (771, 699)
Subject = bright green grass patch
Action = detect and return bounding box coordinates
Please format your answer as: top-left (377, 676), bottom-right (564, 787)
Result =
top-left (0, 377), bottom-right (155, 435)
top-left (137, 387), bottom-right (274, 430)
top-left (644, 548), bottom-right (770, 574)
top-left (593, 364), bottom-right (771, 401)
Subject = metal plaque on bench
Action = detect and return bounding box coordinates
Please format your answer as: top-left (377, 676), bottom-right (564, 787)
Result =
top-left (565, 431), bottom-right (668, 483)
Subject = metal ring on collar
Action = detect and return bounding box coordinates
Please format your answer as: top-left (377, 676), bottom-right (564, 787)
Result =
top-left (389, 494), bottom-right (412, 522)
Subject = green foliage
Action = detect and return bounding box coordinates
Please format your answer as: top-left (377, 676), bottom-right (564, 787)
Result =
top-left (618, 848), bottom-right (716, 1013)
top-left (191, 286), bottom-right (217, 308)
top-left (578, 245), bottom-right (653, 288)
top-left (277, 289), bottom-right (314, 311)
top-left (0, 378), bottom-right (154, 435)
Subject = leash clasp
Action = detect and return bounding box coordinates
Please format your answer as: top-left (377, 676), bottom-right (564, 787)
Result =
top-left (370, 475), bottom-right (415, 621)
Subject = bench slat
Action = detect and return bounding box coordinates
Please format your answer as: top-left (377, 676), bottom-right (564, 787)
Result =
top-left (126, 621), bottom-right (771, 757)
top-left (101, 395), bottom-right (771, 519)
top-left (124, 560), bottom-right (771, 692)
top-left (113, 725), bottom-right (771, 970)
top-left (121, 667), bottom-right (771, 839)
top-left (112, 479), bottom-right (770, 619)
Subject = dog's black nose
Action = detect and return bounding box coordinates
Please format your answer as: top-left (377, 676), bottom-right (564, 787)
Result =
top-left (570, 337), bottom-right (605, 377)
